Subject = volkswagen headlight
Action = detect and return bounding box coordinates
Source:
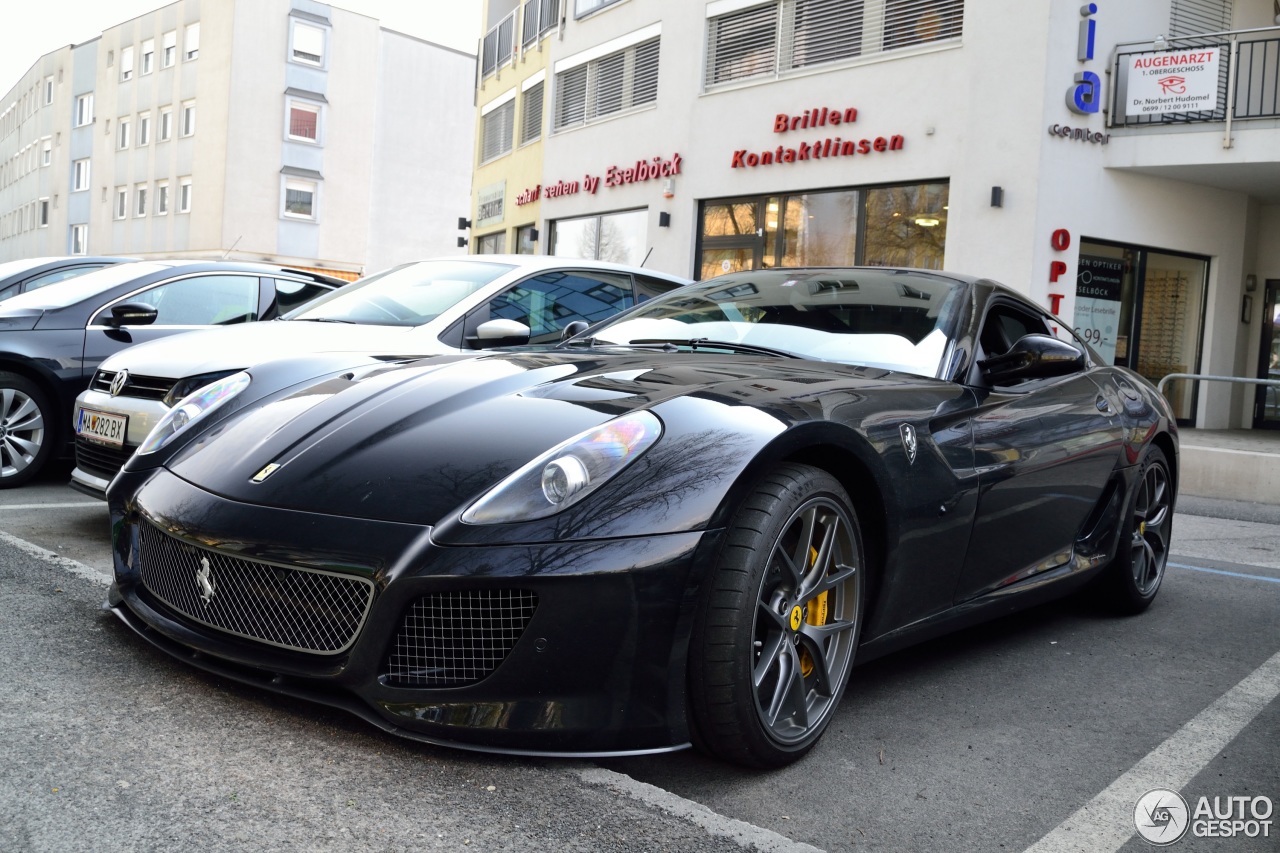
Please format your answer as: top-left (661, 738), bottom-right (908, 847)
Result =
top-left (138, 371), bottom-right (251, 455)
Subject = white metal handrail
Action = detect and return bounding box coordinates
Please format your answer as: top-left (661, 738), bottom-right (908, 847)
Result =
top-left (1157, 372), bottom-right (1280, 394)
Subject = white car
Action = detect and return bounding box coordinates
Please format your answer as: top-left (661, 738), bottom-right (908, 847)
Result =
top-left (70, 255), bottom-right (689, 498)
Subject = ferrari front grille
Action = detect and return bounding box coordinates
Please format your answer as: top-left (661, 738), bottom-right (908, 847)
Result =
top-left (383, 590), bottom-right (538, 687)
top-left (136, 522), bottom-right (375, 654)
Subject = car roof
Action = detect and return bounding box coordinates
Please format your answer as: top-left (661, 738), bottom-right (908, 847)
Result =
top-left (460, 254), bottom-right (691, 282)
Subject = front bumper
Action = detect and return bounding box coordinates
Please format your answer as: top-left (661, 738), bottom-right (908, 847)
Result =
top-left (108, 467), bottom-right (716, 756)
top-left (72, 387), bottom-right (171, 498)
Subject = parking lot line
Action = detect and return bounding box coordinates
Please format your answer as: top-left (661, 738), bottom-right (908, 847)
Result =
top-left (575, 766), bottom-right (825, 853)
top-left (1169, 561), bottom-right (1280, 583)
top-left (0, 530), bottom-right (110, 585)
top-left (1022, 647), bottom-right (1280, 853)
top-left (0, 501), bottom-right (103, 510)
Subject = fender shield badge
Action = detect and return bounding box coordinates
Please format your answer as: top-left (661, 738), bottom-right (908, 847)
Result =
top-left (899, 424), bottom-right (918, 465)
top-left (251, 463), bottom-right (282, 483)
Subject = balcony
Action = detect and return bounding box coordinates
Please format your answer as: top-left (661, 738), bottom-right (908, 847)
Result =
top-left (1106, 25), bottom-right (1280, 205)
top-left (480, 0), bottom-right (560, 83)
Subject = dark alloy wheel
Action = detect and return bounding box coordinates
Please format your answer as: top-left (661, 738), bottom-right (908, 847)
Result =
top-left (690, 463), bottom-right (865, 768)
top-left (0, 372), bottom-right (53, 488)
top-left (1103, 446), bottom-right (1173, 613)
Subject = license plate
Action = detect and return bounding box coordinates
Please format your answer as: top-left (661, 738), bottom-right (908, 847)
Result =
top-left (75, 407), bottom-right (128, 449)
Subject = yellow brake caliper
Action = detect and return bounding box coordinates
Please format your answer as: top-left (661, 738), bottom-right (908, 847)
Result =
top-left (799, 546), bottom-right (830, 678)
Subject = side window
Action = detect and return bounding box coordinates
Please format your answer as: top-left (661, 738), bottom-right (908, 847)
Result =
top-left (0, 283), bottom-right (19, 302)
top-left (635, 273), bottom-right (681, 302)
top-left (479, 271), bottom-right (633, 344)
top-left (978, 303), bottom-right (1050, 360)
top-left (271, 278), bottom-right (332, 316)
top-left (124, 275), bottom-right (260, 326)
top-left (25, 265), bottom-right (106, 291)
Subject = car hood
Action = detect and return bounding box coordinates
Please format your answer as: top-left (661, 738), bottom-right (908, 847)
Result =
top-left (164, 350), bottom-right (899, 527)
top-left (98, 319), bottom-right (455, 377)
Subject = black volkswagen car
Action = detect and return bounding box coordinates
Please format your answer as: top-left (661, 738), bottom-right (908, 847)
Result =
top-left (0, 260), bottom-right (343, 487)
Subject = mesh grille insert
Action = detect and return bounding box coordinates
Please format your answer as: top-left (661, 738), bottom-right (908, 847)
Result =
top-left (136, 521), bottom-right (375, 654)
top-left (383, 590), bottom-right (538, 687)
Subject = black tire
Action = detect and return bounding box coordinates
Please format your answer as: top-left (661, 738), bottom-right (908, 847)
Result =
top-left (0, 371), bottom-right (55, 489)
top-left (689, 463), bottom-right (865, 768)
top-left (1101, 446), bottom-right (1173, 614)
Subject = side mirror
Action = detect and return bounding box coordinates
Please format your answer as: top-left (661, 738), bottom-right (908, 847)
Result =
top-left (561, 320), bottom-right (590, 342)
top-left (979, 333), bottom-right (1084, 384)
top-left (104, 302), bottom-right (159, 328)
top-left (469, 318), bottom-right (530, 349)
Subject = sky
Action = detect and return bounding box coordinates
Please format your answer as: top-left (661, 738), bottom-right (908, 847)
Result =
top-left (1, 0), bottom-right (483, 89)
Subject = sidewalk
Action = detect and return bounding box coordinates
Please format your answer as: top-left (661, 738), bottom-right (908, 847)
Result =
top-left (1179, 428), bottom-right (1280, 503)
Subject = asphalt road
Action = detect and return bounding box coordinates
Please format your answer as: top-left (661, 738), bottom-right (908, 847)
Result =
top-left (1, 460), bottom-right (1277, 852)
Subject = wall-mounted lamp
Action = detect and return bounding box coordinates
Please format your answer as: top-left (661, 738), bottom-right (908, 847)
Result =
top-left (457, 217), bottom-right (472, 230)
top-left (1153, 33), bottom-right (1169, 50)
top-left (990, 186), bottom-right (1004, 208)
top-left (658, 212), bottom-right (671, 228)
top-left (528, 227), bottom-right (540, 242)
top-left (1246, 273), bottom-right (1258, 292)
top-left (457, 237), bottom-right (467, 248)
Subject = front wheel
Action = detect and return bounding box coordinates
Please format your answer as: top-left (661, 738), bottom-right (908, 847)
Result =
top-left (0, 372), bottom-right (54, 488)
top-left (689, 464), bottom-right (865, 768)
top-left (1101, 446), bottom-right (1173, 613)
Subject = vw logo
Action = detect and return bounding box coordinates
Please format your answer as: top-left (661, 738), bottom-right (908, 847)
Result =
top-left (109, 369), bottom-right (130, 397)
top-left (195, 556), bottom-right (217, 605)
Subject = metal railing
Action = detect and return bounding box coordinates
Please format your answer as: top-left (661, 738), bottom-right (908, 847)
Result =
top-left (480, 9), bottom-right (517, 79)
top-left (1111, 26), bottom-right (1280, 132)
top-left (1157, 372), bottom-right (1280, 396)
top-left (522, 0), bottom-right (559, 48)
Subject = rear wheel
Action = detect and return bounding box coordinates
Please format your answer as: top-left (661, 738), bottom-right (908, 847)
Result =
top-left (0, 372), bottom-right (54, 488)
top-left (1101, 446), bottom-right (1173, 613)
top-left (689, 464), bottom-right (864, 768)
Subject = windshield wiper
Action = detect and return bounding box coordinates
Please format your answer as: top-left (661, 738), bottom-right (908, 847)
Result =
top-left (561, 337), bottom-right (680, 352)
top-left (631, 338), bottom-right (798, 358)
top-left (292, 317), bottom-right (357, 324)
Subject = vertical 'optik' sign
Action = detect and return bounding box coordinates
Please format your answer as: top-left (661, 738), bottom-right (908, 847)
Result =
top-left (1067, 3), bottom-right (1101, 114)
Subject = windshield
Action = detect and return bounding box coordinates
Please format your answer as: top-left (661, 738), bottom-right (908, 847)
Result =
top-left (586, 268), bottom-right (967, 377)
top-left (286, 259), bottom-right (515, 327)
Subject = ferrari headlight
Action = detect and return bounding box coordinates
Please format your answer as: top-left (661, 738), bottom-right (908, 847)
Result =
top-left (462, 411), bottom-right (663, 524)
top-left (138, 371), bottom-right (251, 455)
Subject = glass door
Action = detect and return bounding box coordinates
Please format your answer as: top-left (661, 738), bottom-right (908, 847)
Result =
top-left (697, 198), bottom-right (776, 280)
top-left (1255, 279), bottom-right (1280, 429)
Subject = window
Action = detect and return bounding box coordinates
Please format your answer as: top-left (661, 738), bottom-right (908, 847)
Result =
top-left (180, 101), bottom-right (196, 136)
top-left (156, 180), bottom-right (169, 215)
top-left (272, 278), bottom-right (332, 314)
top-left (120, 46), bottom-right (134, 81)
top-left (184, 23), bottom-right (200, 60)
top-left (159, 107), bottom-right (172, 141)
top-left (72, 158), bottom-right (90, 191)
top-left (141, 38), bottom-right (154, 74)
top-left (516, 224), bottom-right (538, 254)
top-left (117, 117), bottom-right (130, 149)
top-left (43, 76), bottom-right (53, 105)
top-left (115, 187), bottom-right (128, 219)
top-left (74, 93), bottom-right (93, 126)
top-left (114, 275), bottom-right (259, 326)
top-left (41, 140), bottom-right (51, 166)
top-left (162, 30), bottom-right (176, 67)
top-left (138, 112), bottom-right (150, 145)
top-left (287, 101), bottom-right (320, 141)
top-left (70, 224), bottom-right (87, 255)
top-left (481, 270), bottom-right (633, 344)
top-left (480, 97), bottom-right (515, 163)
top-left (520, 80), bottom-right (544, 145)
top-left (291, 21), bottom-right (326, 65)
top-left (551, 209), bottom-right (647, 265)
top-left (477, 232), bottom-right (506, 254)
top-left (135, 183), bottom-right (148, 217)
top-left (554, 34), bottom-right (659, 130)
top-left (575, 0), bottom-right (623, 16)
top-left (178, 177), bottom-right (192, 212)
top-left (283, 178), bottom-right (317, 219)
top-left (704, 0), bottom-right (962, 88)
top-left (38, 198), bottom-right (49, 227)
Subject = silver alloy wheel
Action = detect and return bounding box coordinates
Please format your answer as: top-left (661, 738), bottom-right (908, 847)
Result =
top-left (0, 386), bottom-right (45, 479)
top-left (751, 496), bottom-right (860, 746)
top-left (1130, 459), bottom-right (1171, 595)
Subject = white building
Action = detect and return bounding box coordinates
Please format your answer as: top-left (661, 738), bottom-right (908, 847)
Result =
top-left (473, 0), bottom-right (1280, 430)
top-left (0, 0), bottom-right (476, 279)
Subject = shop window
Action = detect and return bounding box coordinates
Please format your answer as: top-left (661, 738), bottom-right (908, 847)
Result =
top-left (554, 34), bottom-right (659, 131)
top-left (480, 96), bottom-right (515, 163)
top-left (863, 183), bottom-right (948, 269)
top-left (516, 224), bottom-right (538, 254)
top-left (550, 209), bottom-right (647, 265)
top-left (781, 191), bottom-right (860, 267)
top-left (477, 232), bottom-right (507, 254)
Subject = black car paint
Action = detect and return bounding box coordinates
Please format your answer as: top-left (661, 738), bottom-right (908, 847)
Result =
top-left (104, 273), bottom-right (1177, 756)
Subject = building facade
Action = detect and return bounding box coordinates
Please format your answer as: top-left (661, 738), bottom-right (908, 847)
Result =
top-left (470, 0), bottom-right (1280, 430)
top-left (0, 0), bottom-right (476, 278)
